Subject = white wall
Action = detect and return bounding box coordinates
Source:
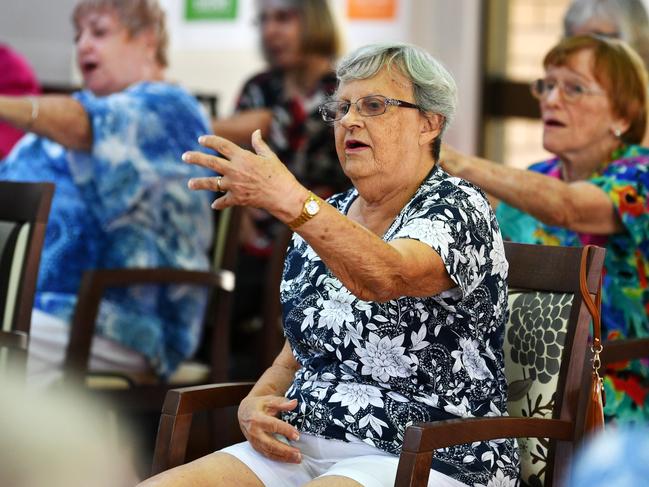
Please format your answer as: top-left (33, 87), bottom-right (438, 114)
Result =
top-left (0, 0), bottom-right (482, 152)
top-left (0, 0), bottom-right (78, 85)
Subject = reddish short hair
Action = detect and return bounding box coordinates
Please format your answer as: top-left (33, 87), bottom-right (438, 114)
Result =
top-left (544, 35), bottom-right (648, 144)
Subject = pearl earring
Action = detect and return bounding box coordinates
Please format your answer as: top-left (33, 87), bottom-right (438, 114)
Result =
top-left (613, 127), bottom-right (622, 138)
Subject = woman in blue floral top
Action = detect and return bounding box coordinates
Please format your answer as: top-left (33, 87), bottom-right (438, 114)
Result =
top-left (0, 0), bottom-right (213, 382)
top-left (442, 35), bottom-right (649, 425)
top-left (143, 42), bottom-right (519, 487)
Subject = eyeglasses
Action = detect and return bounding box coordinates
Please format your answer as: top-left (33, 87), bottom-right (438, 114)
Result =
top-left (319, 95), bottom-right (422, 123)
top-left (530, 78), bottom-right (605, 103)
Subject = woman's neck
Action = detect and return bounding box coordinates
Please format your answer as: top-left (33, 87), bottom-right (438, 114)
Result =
top-left (350, 159), bottom-right (435, 236)
top-left (284, 56), bottom-right (332, 97)
top-left (558, 140), bottom-right (623, 181)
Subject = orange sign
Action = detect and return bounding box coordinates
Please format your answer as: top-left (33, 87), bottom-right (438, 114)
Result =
top-left (347, 0), bottom-right (397, 20)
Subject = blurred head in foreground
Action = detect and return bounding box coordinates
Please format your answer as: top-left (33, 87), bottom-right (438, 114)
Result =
top-left (0, 374), bottom-right (139, 487)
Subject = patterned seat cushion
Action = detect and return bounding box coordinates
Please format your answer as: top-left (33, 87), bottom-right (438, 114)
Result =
top-left (505, 290), bottom-right (573, 487)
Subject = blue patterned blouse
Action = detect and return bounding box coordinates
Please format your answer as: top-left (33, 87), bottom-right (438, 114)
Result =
top-left (0, 82), bottom-right (214, 377)
top-left (280, 167), bottom-right (520, 486)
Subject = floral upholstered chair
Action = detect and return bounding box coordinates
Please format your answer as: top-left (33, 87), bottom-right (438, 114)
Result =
top-left (146, 242), bottom-right (606, 487)
top-left (504, 291), bottom-right (574, 486)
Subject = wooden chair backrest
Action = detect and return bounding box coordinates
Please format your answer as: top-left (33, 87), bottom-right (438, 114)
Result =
top-left (503, 243), bottom-right (604, 486)
top-left (0, 181), bottom-right (54, 375)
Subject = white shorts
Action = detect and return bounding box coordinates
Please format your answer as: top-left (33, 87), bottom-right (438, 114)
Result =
top-left (220, 432), bottom-right (466, 487)
top-left (26, 308), bottom-right (151, 388)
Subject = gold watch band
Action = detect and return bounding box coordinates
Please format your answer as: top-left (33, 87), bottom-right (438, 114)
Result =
top-left (288, 192), bottom-right (321, 230)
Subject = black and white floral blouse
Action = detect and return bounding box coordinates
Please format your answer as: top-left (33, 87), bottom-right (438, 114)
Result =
top-left (280, 167), bottom-right (520, 486)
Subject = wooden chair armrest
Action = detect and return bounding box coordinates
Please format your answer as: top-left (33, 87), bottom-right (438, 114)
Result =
top-left (162, 382), bottom-right (255, 415)
top-left (601, 338), bottom-right (649, 367)
top-left (0, 330), bottom-right (28, 350)
top-left (395, 417), bottom-right (573, 487)
top-left (151, 382), bottom-right (254, 475)
top-left (64, 268), bottom-right (234, 383)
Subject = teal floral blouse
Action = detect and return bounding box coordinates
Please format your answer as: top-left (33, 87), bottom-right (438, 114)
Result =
top-left (497, 144), bottom-right (649, 424)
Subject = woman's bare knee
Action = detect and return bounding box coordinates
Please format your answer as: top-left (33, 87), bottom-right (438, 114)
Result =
top-left (305, 475), bottom-right (363, 487)
top-left (137, 452), bottom-right (264, 487)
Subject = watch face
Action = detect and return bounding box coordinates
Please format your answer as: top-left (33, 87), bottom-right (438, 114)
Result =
top-left (305, 199), bottom-right (320, 216)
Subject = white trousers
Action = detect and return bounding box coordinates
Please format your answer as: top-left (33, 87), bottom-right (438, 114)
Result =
top-left (26, 308), bottom-right (151, 388)
top-left (221, 432), bottom-right (467, 487)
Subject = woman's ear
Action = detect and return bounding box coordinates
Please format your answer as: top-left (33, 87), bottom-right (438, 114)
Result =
top-left (419, 113), bottom-right (444, 147)
top-left (612, 116), bottom-right (631, 138)
top-left (135, 28), bottom-right (158, 62)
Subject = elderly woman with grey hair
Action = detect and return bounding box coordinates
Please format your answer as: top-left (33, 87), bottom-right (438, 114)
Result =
top-left (141, 42), bottom-right (519, 487)
top-left (564, 0), bottom-right (649, 69)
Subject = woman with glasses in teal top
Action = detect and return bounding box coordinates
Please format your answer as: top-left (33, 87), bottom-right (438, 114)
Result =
top-left (442, 35), bottom-right (649, 425)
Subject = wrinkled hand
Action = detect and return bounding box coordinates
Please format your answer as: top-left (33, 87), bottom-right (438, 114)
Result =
top-left (183, 129), bottom-right (302, 215)
top-left (238, 395), bottom-right (301, 463)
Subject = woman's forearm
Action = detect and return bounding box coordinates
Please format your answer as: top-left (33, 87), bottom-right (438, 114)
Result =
top-left (0, 95), bottom-right (92, 151)
top-left (457, 155), bottom-right (571, 223)
top-left (282, 199), bottom-right (453, 303)
top-left (248, 341), bottom-right (299, 398)
top-left (448, 154), bottom-right (620, 233)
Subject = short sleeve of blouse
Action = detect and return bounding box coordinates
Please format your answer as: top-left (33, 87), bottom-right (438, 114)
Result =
top-left (68, 82), bottom-right (211, 226)
top-left (591, 160), bottom-right (649, 247)
top-left (234, 73), bottom-right (276, 111)
top-left (391, 171), bottom-right (505, 298)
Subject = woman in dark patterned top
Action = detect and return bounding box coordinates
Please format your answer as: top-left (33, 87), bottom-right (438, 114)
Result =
top-left (142, 43), bottom-right (519, 487)
top-left (215, 1), bottom-right (351, 354)
top-left (214, 0), bottom-right (350, 254)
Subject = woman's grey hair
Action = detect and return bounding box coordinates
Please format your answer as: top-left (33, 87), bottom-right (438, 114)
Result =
top-left (563, 0), bottom-right (649, 70)
top-left (336, 42), bottom-right (457, 161)
top-left (73, 0), bottom-right (169, 67)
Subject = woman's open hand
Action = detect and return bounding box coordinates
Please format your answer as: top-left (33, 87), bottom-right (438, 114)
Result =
top-left (182, 129), bottom-right (305, 218)
top-left (237, 394), bottom-right (302, 463)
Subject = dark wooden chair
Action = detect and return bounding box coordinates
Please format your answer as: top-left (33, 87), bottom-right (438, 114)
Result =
top-left (61, 206), bottom-right (243, 407)
top-left (0, 181), bottom-right (54, 375)
top-left (147, 242), bottom-right (605, 487)
top-left (600, 338), bottom-right (649, 368)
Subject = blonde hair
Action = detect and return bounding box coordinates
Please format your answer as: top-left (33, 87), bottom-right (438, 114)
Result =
top-left (73, 0), bottom-right (168, 67)
top-left (257, 0), bottom-right (341, 61)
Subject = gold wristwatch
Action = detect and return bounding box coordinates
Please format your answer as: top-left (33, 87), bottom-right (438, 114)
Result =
top-left (288, 192), bottom-right (322, 230)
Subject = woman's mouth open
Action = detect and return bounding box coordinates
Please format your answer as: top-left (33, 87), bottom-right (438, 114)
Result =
top-left (345, 139), bottom-right (370, 152)
top-left (80, 61), bottom-right (99, 76)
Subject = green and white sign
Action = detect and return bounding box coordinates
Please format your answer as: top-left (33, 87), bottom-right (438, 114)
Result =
top-left (185, 0), bottom-right (238, 21)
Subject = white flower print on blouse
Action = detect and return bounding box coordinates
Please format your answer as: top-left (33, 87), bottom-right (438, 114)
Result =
top-left (452, 337), bottom-right (494, 381)
top-left (473, 468), bottom-right (519, 487)
top-left (489, 229), bottom-right (509, 279)
top-left (280, 167), bottom-right (519, 485)
top-left (329, 382), bottom-right (384, 414)
top-left (356, 332), bottom-right (414, 383)
top-left (317, 289), bottom-right (355, 335)
top-left (403, 218), bottom-right (455, 260)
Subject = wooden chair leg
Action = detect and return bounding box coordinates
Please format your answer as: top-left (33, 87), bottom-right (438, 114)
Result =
top-left (151, 412), bottom-right (193, 475)
top-left (394, 451), bottom-right (433, 487)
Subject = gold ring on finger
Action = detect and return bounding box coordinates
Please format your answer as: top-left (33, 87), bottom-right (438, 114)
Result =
top-left (216, 176), bottom-right (223, 192)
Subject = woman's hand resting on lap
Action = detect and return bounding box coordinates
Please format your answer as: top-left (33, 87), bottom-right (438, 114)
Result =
top-left (238, 395), bottom-right (302, 463)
